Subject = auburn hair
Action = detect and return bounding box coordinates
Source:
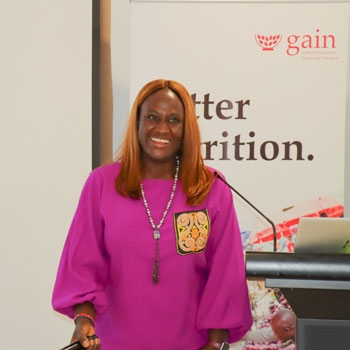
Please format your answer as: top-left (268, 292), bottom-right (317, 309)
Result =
top-left (115, 79), bottom-right (214, 206)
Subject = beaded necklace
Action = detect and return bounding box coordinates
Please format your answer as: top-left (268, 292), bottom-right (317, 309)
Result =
top-left (140, 156), bottom-right (179, 284)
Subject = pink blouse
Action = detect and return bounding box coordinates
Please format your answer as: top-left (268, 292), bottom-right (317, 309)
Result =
top-left (52, 162), bottom-right (252, 349)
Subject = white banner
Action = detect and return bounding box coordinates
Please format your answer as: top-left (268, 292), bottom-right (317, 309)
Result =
top-left (128, 1), bottom-right (349, 250)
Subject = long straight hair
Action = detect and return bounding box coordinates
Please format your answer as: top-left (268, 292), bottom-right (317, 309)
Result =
top-left (115, 79), bottom-right (214, 206)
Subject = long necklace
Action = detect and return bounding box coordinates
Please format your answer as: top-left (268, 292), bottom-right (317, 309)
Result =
top-left (140, 156), bottom-right (180, 284)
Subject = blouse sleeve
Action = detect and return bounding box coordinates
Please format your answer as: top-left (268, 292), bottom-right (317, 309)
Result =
top-left (52, 169), bottom-right (109, 320)
top-left (196, 175), bottom-right (253, 343)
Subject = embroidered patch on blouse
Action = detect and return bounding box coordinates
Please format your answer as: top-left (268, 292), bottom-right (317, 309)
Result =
top-left (173, 209), bottom-right (210, 255)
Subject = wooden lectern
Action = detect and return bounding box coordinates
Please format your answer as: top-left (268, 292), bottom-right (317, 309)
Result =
top-left (245, 251), bottom-right (350, 349)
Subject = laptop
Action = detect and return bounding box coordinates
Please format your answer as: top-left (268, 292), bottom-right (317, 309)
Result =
top-left (294, 217), bottom-right (350, 254)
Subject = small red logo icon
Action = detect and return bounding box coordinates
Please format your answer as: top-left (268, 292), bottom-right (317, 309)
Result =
top-left (255, 34), bottom-right (282, 51)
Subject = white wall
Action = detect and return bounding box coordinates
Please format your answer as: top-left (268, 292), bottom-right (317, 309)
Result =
top-left (0, 1), bottom-right (92, 348)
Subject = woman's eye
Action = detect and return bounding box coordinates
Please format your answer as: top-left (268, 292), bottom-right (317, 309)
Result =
top-left (169, 117), bottom-right (181, 124)
top-left (147, 114), bottom-right (157, 121)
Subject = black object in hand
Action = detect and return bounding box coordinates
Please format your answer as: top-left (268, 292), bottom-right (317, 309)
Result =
top-left (59, 335), bottom-right (98, 350)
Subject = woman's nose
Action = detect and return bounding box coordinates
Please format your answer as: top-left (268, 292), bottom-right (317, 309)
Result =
top-left (155, 118), bottom-right (170, 132)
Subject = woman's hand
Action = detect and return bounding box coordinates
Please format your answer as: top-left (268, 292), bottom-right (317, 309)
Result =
top-left (72, 302), bottom-right (100, 349)
top-left (72, 317), bottom-right (101, 349)
top-left (199, 329), bottom-right (229, 350)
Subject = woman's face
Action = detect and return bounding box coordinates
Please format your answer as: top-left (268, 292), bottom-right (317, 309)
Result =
top-left (138, 88), bottom-right (184, 166)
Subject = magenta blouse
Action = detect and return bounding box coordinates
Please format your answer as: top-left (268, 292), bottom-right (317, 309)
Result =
top-left (52, 162), bottom-right (252, 349)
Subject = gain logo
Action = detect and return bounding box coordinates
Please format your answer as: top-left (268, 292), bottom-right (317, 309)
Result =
top-left (255, 34), bottom-right (282, 51)
top-left (255, 29), bottom-right (337, 57)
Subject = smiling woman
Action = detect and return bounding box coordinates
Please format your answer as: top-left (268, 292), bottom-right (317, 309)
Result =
top-left (137, 88), bottom-right (184, 176)
top-left (52, 79), bottom-right (253, 350)
top-left (115, 79), bottom-right (214, 205)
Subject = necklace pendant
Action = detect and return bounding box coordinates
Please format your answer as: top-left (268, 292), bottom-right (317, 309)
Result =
top-left (153, 230), bottom-right (160, 240)
top-left (153, 259), bottom-right (159, 284)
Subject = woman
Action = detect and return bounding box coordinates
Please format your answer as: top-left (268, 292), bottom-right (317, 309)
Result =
top-left (52, 79), bottom-right (252, 350)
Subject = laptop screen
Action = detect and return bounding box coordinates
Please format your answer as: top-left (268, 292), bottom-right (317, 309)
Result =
top-left (294, 217), bottom-right (350, 254)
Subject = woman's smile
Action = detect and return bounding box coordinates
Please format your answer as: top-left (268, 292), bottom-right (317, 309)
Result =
top-left (151, 137), bottom-right (170, 145)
